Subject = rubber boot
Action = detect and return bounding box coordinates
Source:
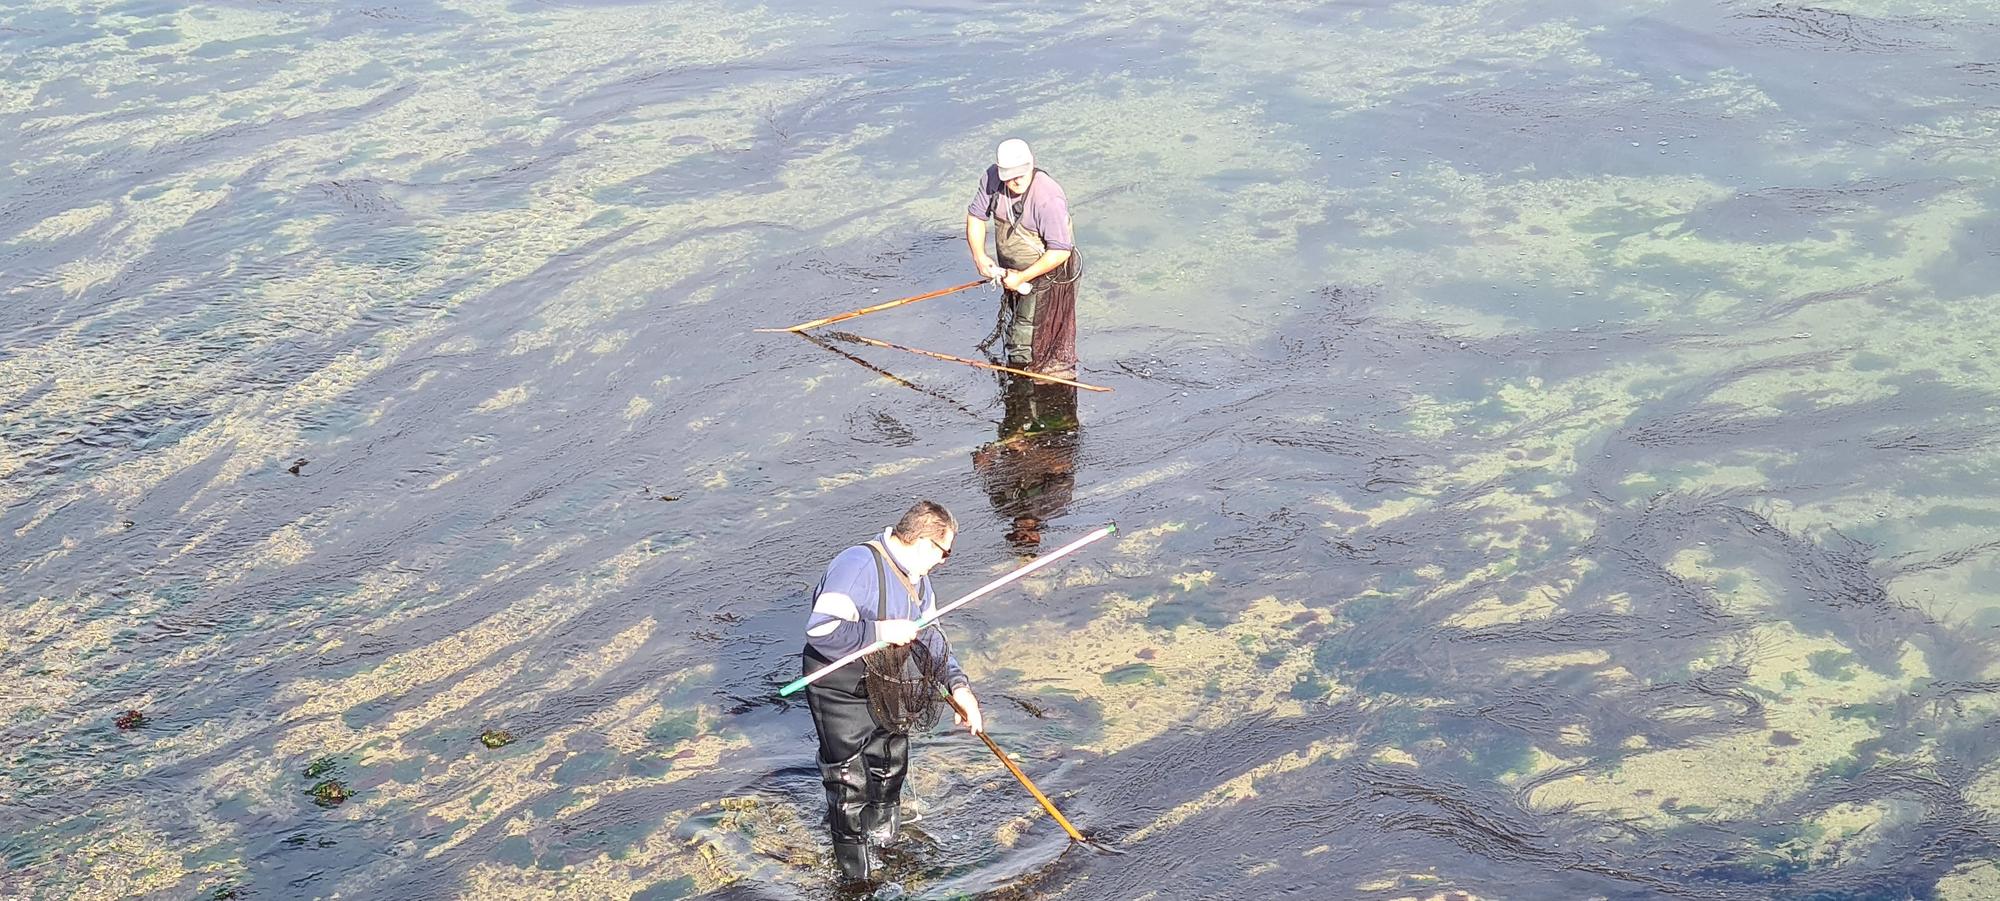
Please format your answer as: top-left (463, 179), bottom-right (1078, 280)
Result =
top-left (830, 842), bottom-right (872, 885)
top-left (861, 731), bottom-right (909, 846)
top-left (819, 752), bottom-right (873, 883)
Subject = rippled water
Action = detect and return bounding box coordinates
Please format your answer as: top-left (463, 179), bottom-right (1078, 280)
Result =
top-left (7, 1), bottom-right (2000, 898)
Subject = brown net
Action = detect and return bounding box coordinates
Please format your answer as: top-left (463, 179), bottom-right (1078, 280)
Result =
top-left (863, 628), bottom-right (952, 733)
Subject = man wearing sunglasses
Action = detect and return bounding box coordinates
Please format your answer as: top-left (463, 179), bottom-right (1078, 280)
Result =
top-left (799, 500), bottom-right (985, 884)
top-left (965, 138), bottom-right (1081, 380)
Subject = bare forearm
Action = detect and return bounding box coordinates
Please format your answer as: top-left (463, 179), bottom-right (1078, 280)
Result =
top-left (965, 215), bottom-right (991, 265)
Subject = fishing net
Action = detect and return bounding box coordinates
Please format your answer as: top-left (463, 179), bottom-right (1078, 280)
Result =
top-left (977, 250), bottom-right (1084, 356)
top-left (863, 627), bottom-right (952, 733)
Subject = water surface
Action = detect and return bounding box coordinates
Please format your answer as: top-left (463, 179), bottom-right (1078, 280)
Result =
top-left (6, 0), bottom-right (2000, 898)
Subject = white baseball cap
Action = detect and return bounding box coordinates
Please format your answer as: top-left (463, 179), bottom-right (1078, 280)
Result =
top-left (995, 138), bottom-right (1034, 180)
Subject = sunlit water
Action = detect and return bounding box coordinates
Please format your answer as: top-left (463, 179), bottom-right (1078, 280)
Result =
top-left (6, 1), bottom-right (2000, 898)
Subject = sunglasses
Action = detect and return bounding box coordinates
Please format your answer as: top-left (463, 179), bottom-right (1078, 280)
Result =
top-left (927, 537), bottom-right (953, 560)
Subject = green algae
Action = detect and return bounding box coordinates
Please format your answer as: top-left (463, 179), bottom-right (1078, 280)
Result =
top-left (1099, 662), bottom-right (1164, 687)
top-left (642, 712), bottom-right (699, 746)
top-left (307, 779), bottom-right (351, 808)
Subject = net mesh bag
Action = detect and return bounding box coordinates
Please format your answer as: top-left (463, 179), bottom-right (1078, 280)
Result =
top-left (864, 627), bottom-right (952, 733)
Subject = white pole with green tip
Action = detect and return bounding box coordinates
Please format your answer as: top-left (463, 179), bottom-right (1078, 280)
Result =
top-left (778, 523), bottom-right (1118, 697)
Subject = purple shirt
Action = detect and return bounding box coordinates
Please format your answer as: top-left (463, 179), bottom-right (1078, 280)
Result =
top-left (966, 166), bottom-right (1074, 251)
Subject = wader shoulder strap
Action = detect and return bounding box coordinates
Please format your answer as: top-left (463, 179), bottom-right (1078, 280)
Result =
top-left (864, 540), bottom-right (923, 619)
top-left (864, 541), bottom-right (891, 620)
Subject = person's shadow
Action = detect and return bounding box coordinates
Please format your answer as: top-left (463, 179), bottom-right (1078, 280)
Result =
top-left (971, 375), bottom-right (1081, 553)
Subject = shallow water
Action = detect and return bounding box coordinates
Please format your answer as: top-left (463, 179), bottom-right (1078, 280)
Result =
top-left (6, 0), bottom-right (2000, 898)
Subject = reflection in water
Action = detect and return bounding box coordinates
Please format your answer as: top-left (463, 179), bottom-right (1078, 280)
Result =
top-left (972, 376), bottom-right (1081, 552)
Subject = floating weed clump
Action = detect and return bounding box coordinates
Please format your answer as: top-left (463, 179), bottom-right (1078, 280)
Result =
top-left (301, 754), bottom-right (349, 807)
top-left (480, 729), bottom-right (515, 749)
top-left (308, 779), bottom-right (351, 808)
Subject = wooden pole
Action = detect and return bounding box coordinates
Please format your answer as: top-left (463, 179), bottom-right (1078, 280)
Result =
top-left (827, 331), bottom-right (1113, 393)
top-left (939, 689), bottom-right (1089, 843)
top-left (754, 279), bottom-right (990, 333)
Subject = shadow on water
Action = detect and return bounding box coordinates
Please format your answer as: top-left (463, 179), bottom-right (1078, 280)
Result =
top-left (979, 283), bottom-right (2000, 900)
top-left (0, 189), bottom-right (1091, 897)
top-left (9, 250), bottom-right (2000, 899)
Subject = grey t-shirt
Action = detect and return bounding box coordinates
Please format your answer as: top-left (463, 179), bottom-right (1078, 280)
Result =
top-left (966, 166), bottom-right (1075, 251)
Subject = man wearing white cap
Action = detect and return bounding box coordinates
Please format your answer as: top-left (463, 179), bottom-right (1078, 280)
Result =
top-left (965, 139), bottom-right (1080, 379)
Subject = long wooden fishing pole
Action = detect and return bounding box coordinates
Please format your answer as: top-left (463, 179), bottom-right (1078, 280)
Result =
top-left (778, 523), bottom-right (1118, 697)
top-left (825, 331), bottom-right (1113, 393)
top-left (938, 689), bottom-right (1092, 845)
top-left (755, 279), bottom-right (990, 333)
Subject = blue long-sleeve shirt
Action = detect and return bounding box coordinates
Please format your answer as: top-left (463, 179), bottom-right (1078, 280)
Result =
top-left (804, 529), bottom-right (968, 690)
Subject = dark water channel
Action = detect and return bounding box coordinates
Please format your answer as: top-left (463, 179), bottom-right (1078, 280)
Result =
top-left (6, 0), bottom-right (2000, 899)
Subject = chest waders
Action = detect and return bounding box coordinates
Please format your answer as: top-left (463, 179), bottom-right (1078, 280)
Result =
top-left (990, 173), bottom-right (1080, 374)
top-left (800, 543), bottom-right (923, 882)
